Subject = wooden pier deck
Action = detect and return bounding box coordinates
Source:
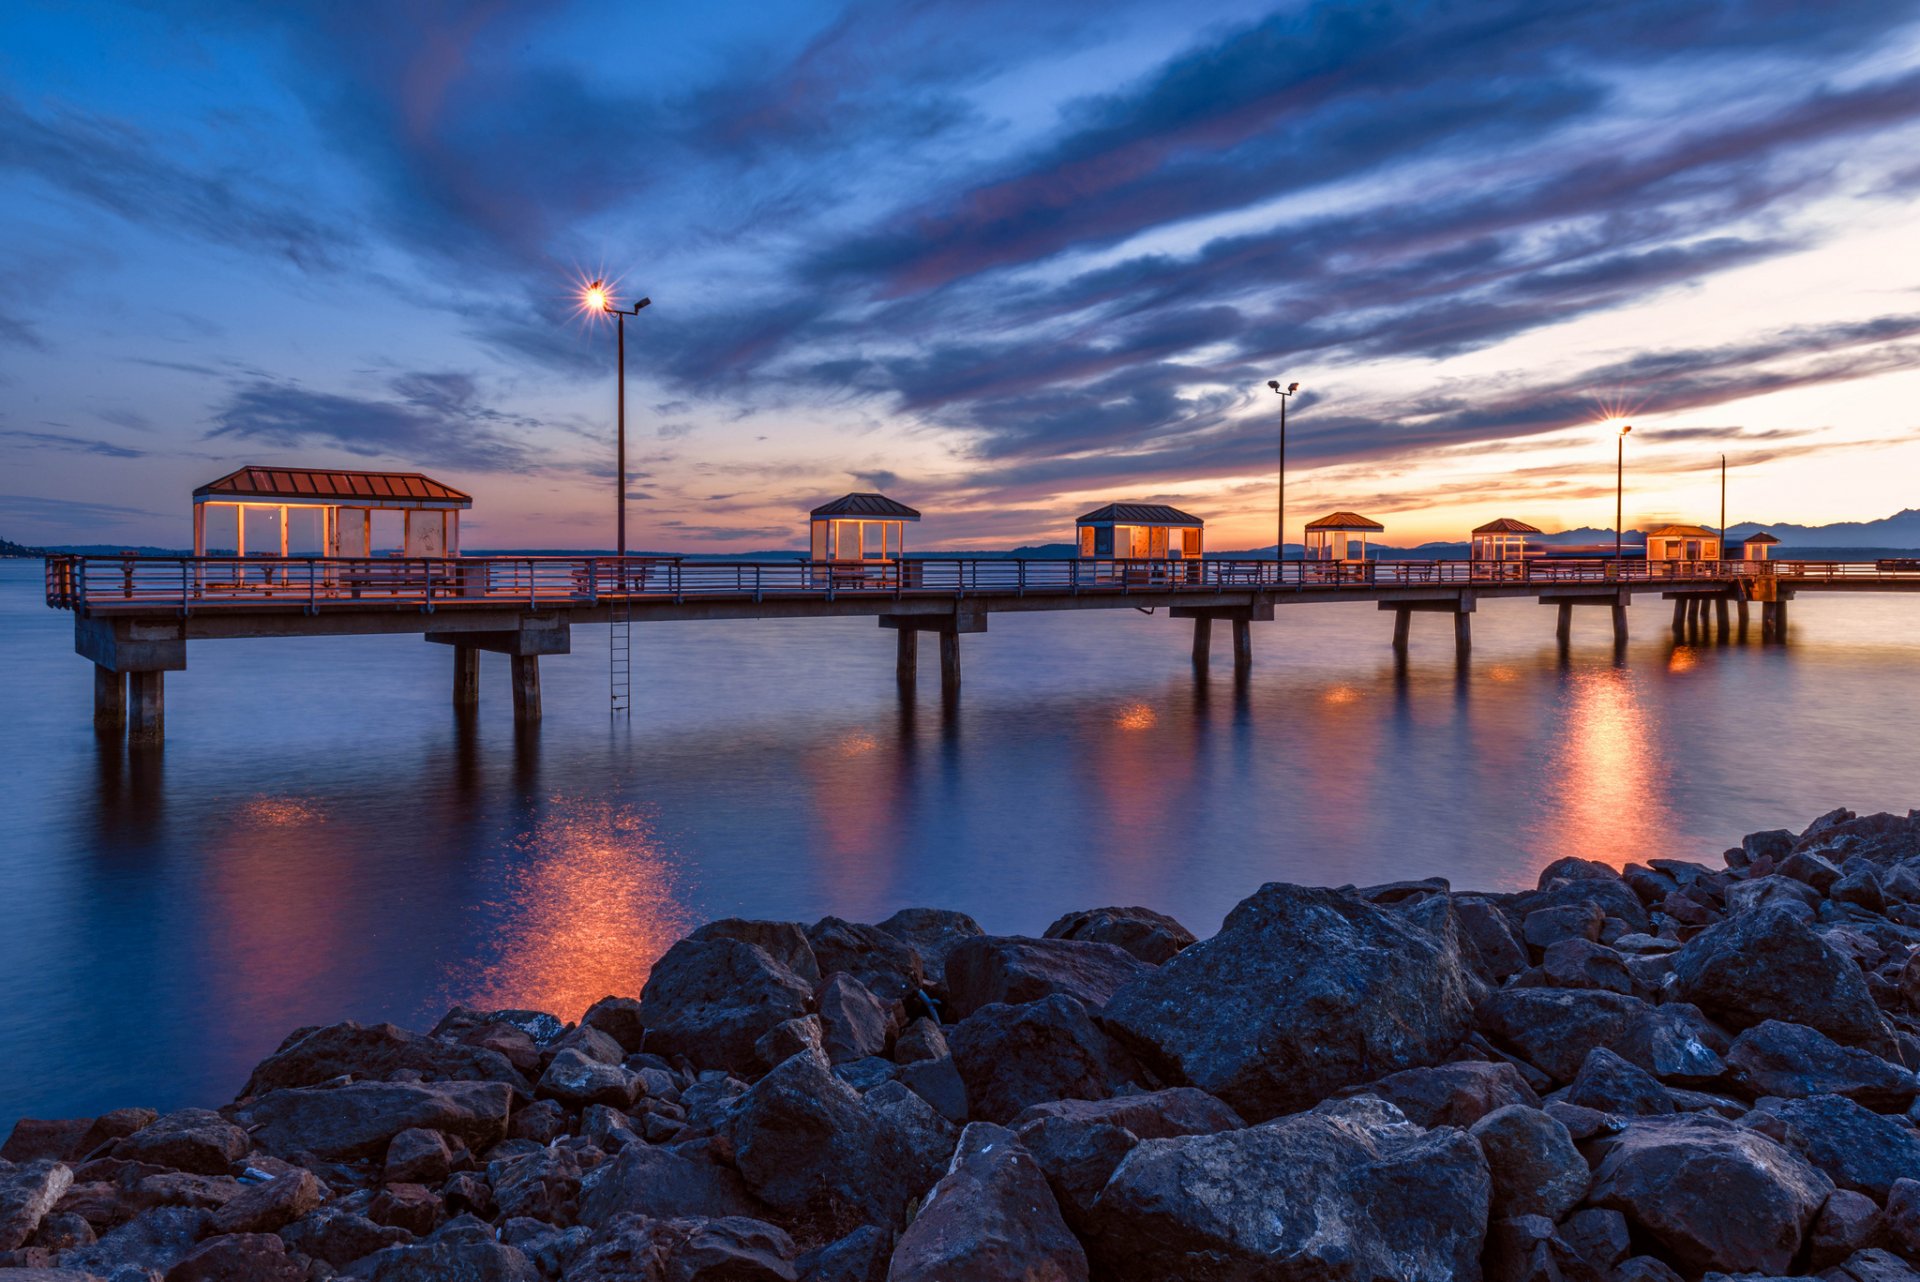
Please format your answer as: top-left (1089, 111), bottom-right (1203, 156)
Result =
top-left (44, 553), bottom-right (1920, 740)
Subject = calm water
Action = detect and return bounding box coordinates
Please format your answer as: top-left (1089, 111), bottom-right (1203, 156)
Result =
top-left (3, 558), bottom-right (1918, 1126)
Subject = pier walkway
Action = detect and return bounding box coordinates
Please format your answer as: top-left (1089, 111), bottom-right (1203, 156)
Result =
top-left (44, 553), bottom-right (1920, 740)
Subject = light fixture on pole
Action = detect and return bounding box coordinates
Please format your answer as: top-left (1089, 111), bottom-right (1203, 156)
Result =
top-left (581, 279), bottom-right (652, 560)
top-left (1719, 452), bottom-right (1727, 566)
top-left (1615, 423), bottom-right (1633, 564)
top-left (1266, 380), bottom-right (1300, 567)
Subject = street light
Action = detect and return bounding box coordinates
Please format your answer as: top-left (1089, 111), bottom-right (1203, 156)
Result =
top-left (1615, 423), bottom-right (1633, 564)
top-left (580, 279), bottom-right (652, 560)
top-left (1266, 380), bottom-right (1300, 567)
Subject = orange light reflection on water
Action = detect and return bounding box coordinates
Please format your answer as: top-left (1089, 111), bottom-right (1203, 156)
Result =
top-left (1115, 703), bottom-right (1158, 731)
top-left (1533, 668), bottom-right (1673, 871)
top-left (450, 797), bottom-right (692, 1021)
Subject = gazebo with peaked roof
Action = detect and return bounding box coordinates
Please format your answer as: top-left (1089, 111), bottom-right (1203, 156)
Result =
top-left (1075, 502), bottom-right (1204, 561)
top-left (193, 466), bottom-right (473, 558)
top-left (1738, 531), bottom-right (1780, 561)
top-left (1304, 511), bottom-right (1383, 563)
top-left (809, 492), bottom-right (920, 563)
top-left (1470, 517), bottom-right (1542, 563)
top-left (1645, 523), bottom-right (1723, 563)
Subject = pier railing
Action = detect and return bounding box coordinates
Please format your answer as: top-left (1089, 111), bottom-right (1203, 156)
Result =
top-left (41, 553), bottom-right (1920, 614)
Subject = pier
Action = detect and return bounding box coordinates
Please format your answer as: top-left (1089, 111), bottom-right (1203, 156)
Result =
top-left (44, 553), bottom-right (1920, 741)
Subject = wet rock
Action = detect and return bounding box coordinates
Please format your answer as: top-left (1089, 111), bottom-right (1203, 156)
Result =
top-left (690, 919), bottom-right (822, 986)
top-left (565, 1214), bottom-right (797, 1282)
top-left (948, 995), bottom-right (1115, 1125)
top-left (1350, 1060), bottom-right (1540, 1128)
top-left (816, 973), bottom-right (894, 1064)
top-left (1565, 1047), bottom-right (1676, 1116)
top-left (580, 996), bottom-right (646, 1053)
top-left (236, 1080), bottom-right (513, 1161)
top-left (944, 936), bottom-right (1149, 1021)
top-left (721, 1048), bottom-right (927, 1238)
top-left (887, 1122), bottom-right (1087, 1282)
top-left (1010, 1090), bottom-right (1244, 1228)
top-left (1812, 1190), bottom-right (1883, 1271)
top-left (1082, 1096), bottom-right (1490, 1282)
top-left (0, 1159), bottom-right (73, 1251)
top-left (1559, 1207), bottom-right (1631, 1275)
top-left (1454, 896), bottom-right (1530, 982)
top-left (1753, 1093), bottom-right (1920, 1201)
top-left (1470, 1104), bottom-right (1589, 1221)
top-left (640, 937), bottom-right (815, 1075)
top-left (1588, 1112), bottom-right (1833, 1275)
top-left (164, 1231), bottom-right (304, 1281)
top-left (576, 1141), bottom-right (763, 1229)
top-left (1727, 1020), bottom-right (1920, 1109)
top-left (276, 1203), bottom-right (412, 1269)
top-left (113, 1111), bottom-right (249, 1176)
top-left (1523, 903), bottom-right (1604, 949)
top-left (206, 1169), bottom-right (323, 1236)
top-left (537, 1048), bottom-right (641, 1110)
top-left (794, 1224), bottom-right (890, 1282)
top-left (381, 1130), bottom-right (451, 1187)
top-left (754, 1015), bottom-right (825, 1070)
top-left (61, 1206), bottom-right (210, 1277)
top-left (1674, 908), bottom-right (1894, 1051)
top-left (872, 908), bottom-right (984, 992)
top-left (1042, 906), bottom-right (1196, 965)
top-left (806, 918), bottom-right (924, 1004)
top-left (241, 1021), bottom-right (527, 1098)
top-left (1102, 882), bottom-right (1476, 1121)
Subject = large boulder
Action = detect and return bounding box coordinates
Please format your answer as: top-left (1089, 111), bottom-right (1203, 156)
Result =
top-left (240, 1021), bottom-right (528, 1097)
top-left (944, 936), bottom-right (1150, 1020)
top-left (2, 1109), bottom-right (153, 1164)
top-left (578, 1141), bottom-right (763, 1228)
top-left (1475, 989), bottom-right (1727, 1084)
top-left (639, 937), bottom-right (814, 1075)
top-left (1753, 1094), bottom-right (1920, 1201)
top-left (1469, 1104), bottom-right (1589, 1221)
top-left (873, 908), bottom-right (985, 990)
top-left (1587, 1113), bottom-right (1833, 1275)
top-left (1726, 1021), bottom-right (1919, 1109)
top-left (1101, 883), bottom-right (1476, 1121)
top-left (352, 1227), bottom-right (540, 1281)
top-left (1350, 1060), bottom-right (1540, 1129)
top-left (113, 1110), bottom-right (250, 1175)
top-left (1564, 1046), bottom-right (1676, 1116)
top-left (206, 1168), bottom-right (324, 1236)
top-left (1453, 897), bottom-right (1529, 982)
top-left (167, 1231), bottom-right (306, 1282)
top-left (796, 1224), bottom-right (891, 1282)
top-left (690, 919), bottom-right (822, 985)
top-left (1043, 907), bottom-right (1196, 965)
top-left (0, 1158), bottom-right (73, 1251)
top-left (1081, 1096), bottom-right (1490, 1281)
top-left (60, 1206), bottom-right (211, 1277)
top-left (1009, 1090), bottom-right (1244, 1227)
top-left (1671, 908), bottom-right (1892, 1051)
top-left (816, 973), bottom-right (895, 1065)
top-left (948, 995), bottom-right (1116, 1125)
top-left (233, 1080), bottom-right (511, 1161)
top-left (565, 1214), bottom-right (797, 1282)
top-left (806, 918), bottom-right (924, 1004)
top-left (887, 1123), bottom-right (1087, 1282)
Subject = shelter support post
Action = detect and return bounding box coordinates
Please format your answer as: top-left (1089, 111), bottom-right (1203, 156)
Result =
top-left (453, 646), bottom-right (480, 709)
top-left (128, 670), bottom-right (164, 743)
top-left (896, 629), bottom-right (918, 687)
top-left (510, 655), bottom-right (541, 721)
top-left (93, 664), bottom-right (125, 733)
top-left (1191, 615), bottom-right (1212, 665)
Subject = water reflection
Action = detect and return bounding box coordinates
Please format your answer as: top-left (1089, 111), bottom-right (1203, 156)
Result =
top-left (445, 797), bottom-right (692, 1019)
top-left (1533, 667), bottom-right (1672, 869)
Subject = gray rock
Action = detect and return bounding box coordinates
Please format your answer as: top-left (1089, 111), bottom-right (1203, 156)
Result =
top-left (275, 1204), bottom-right (411, 1269)
top-left (1470, 1104), bottom-right (1589, 1221)
top-left (1821, 1248), bottom-right (1920, 1281)
top-left (892, 1019), bottom-right (947, 1065)
top-left (579, 996), bottom-right (645, 1053)
top-left (564, 1214), bottom-right (797, 1282)
top-left (487, 1147), bottom-right (581, 1224)
top-left (1811, 1190), bottom-right (1882, 1272)
top-left (754, 1015), bottom-right (825, 1070)
top-left (1753, 1093), bottom-right (1920, 1201)
top-left (1558, 1207), bottom-right (1631, 1273)
top-left (1483, 1213), bottom-right (1596, 1282)
top-left (206, 1168), bottom-right (323, 1236)
top-left (60, 1207), bottom-right (210, 1278)
top-left (577, 1141), bottom-right (762, 1228)
top-left (235, 1080), bottom-right (512, 1161)
top-left (1727, 875), bottom-right (1822, 919)
top-left (1588, 1112), bottom-right (1833, 1275)
top-left (1081, 1096), bottom-right (1490, 1282)
top-left (536, 1048), bottom-right (641, 1110)
top-left (817, 973), bottom-right (895, 1065)
top-left (888, 1123), bottom-right (1087, 1282)
top-left (113, 1110), bottom-right (249, 1176)
top-left (862, 1081), bottom-right (958, 1187)
top-left (1477, 988), bottom-right (1728, 1085)
top-left (871, 909), bottom-right (984, 991)
top-left (166, 1231), bottom-right (306, 1282)
top-left (943, 936), bottom-right (1151, 1021)
top-left (795, 1224), bottom-right (890, 1282)
top-left (640, 937), bottom-right (814, 1075)
top-left (382, 1129), bottom-right (452, 1187)
top-left (894, 1057), bottom-right (969, 1125)
top-left (1455, 896), bottom-right (1529, 982)
top-left (806, 918), bottom-right (924, 1004)
top-left (1615, 1256), bottom-right (1685, 1282)
top-left (1351, 1060), bottom-right (1541, 1129)
top-left (1523, 903), bottom-right (1604, 949)
top-left (1009, 1089), bottom-right (1245, 1228)
top-left (1781, 850), bottom-right (1845, 893)
top-left (352, 1233), bottom-right (540, 1281)
top-left (241, 1021), bottom-right (528, 1098)
top-left (1565, 1047), bottom-right (1676, 1116)
top-left (948, 995), bottom-right (1115, 1125)
top-left (689, 919), bottom-right (822, 985)
top-left (1042, 906), bottom-right (1196, 965)
top-left (0, 1159), bottom-right (73, 1251)
top-left (1727, 1020), bottom-right (1920, 1109)
top-left (1101, 882), bottom-right (1476, 1121)
top-left (1673, 908), bottom-right (1893, 1050)
top-left (1835, 870), bottom-right (1889, 913)
top-left (1540, 939), bottom-right (1636, 995)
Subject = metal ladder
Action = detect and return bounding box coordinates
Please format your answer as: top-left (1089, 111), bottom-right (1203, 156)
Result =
top-left (609, 597), bottom-right (632, 714)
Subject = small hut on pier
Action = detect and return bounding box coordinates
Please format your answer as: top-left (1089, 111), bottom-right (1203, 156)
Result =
top-left (1075, 503), bottom-right (1204, 561)
top-left (193, 466), bottom-right (472, 557)
top-left (1304, 512), bottom-right (1383, 563)
top-left (1645, 524), bottom-right (1723, 563)
top-left (809, 493), bottom-right (920, 563)
top-left (1470, 518), bottom-right (1540, 563)
top-left (1738, 531), bottom-right (1780, 561)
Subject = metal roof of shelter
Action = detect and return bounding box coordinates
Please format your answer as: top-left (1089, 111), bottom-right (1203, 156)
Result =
top-left (1472, 518), bottom-right (1541, 535)
top-left (1740, 531), bottom-right (1781, 544)
top-left (194, 466), bottom-right (472, 507)
top-left (1305, 511), bottom-right (1384, 531)
top-left (1646, 524), bottom-right (1718, 538)
top-left (1076, 502), bottom-right (1204, 526)
top-left (810, 493), bottom-right (921, 520)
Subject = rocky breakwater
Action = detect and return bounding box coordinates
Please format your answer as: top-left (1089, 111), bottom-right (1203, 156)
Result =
top-left (11, 810), bottom-right (1920, 1279)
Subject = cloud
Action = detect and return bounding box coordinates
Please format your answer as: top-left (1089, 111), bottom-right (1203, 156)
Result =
top-left (0, 428), bottom-right (146, 458)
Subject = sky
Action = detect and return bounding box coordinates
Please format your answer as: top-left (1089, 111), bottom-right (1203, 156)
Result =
top-left (1, 0), bottom-right (1918, 553)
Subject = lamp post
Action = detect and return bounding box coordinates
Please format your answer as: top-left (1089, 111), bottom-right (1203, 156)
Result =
top-left (1615, 423), bottom-right (1633, 564)
top-left (1266, 380), bottom-right (1300, 569)
top-left (582, 280), bottom-right (652, 559)
top-left (1719, 453), bottom-right (1727, 566)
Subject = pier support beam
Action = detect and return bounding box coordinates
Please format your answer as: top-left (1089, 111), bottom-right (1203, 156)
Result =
top-left (939, 632), bottom-right (962, 694)
top-left (1191, 616), bottom-right (1212, 665)
top-left (1775, 597), bottom-right (1789, 641)
top-left (510, 655), bottom-right (542, 721)
top-left (453, 646), bottom-right (480, 708)
top-left (881, 607), bottom-right (986, 698)
top-left (1374, 594), bottom-right (1472, 657)
top-left (1231, 618), bottom-right (1253, 668)
top-left (1672, 598), bottom-right (1686, 635)
top-left (1555, 603), bottom-right (1572, 645)
top-left (1170, 602), bottom-right (1271, 670)
top-left (1737, 598), bottom-right (1750, 640)
top-left (1612, 602), bottom-right (1629, 643)
top-left (896, 629), bottom-right (918, 686)
top-left (128, 670), bottom-right (164, 742)
top-left (1454, 611), bottom-right (1472, 655)
top-left (1392, 608), bottom-right (1412, 654)
top-left (1715, 597), bottom-right (1731, 643)
top-left (93, 664), bottom-right (125, 733)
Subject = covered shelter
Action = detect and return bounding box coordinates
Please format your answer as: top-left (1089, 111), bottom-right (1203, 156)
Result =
top-left (1075, 502), bottom-right (1204, 561)
top-left (809, 493), bottom-right (920, 563)
top-left (1304, 511), bottom-right (1383, 563)
top-left (1738, 531), bottom-right (1780, 561)
top-left (193, 466), bottom-right (471, 558)
top-left (1470, 517), bottom-right (1541, 563)
top-left (1645, 524), bottom-right (1723, 563)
